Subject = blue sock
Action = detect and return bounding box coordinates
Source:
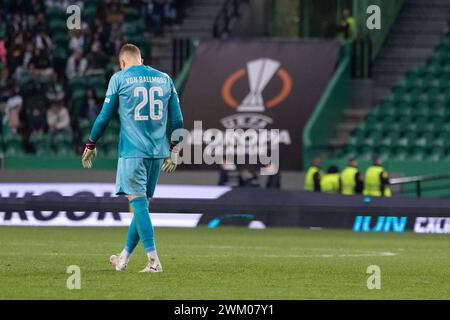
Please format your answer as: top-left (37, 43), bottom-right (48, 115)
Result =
top-left (124, 216), bottom-right (140, 254)
top-left (129, 197), bottom-right (156, 253)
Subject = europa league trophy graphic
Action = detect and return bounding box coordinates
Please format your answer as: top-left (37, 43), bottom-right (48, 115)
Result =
top-left (237, 58), bottom-right (281, 112)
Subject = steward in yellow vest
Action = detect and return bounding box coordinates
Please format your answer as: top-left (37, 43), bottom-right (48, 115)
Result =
top-left (304, 157), bottom-right (323, 192)
top-left (341, 158), bottom-right (363, 195)
top-left (320, 165), bottom-right (341, 193)
top-left (363, 156), bottom-right (391, 197)
top-left (338, 8), bottom-right (356, 42)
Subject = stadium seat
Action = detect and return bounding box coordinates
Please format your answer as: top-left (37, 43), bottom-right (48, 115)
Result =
top-left (53, 32), bottom-right (69, 47)
top-left (83, 5), bottom-right (98, 21)
top-left (5, 147), bottom-right (25, 157)
top-left (339, 26), bottom-right (450, 162)
top-left (52, 132), bottom-right (73, 146)
top-left (427, 147), bottom-right (445, 161)
top-left (69, 76), bottom-right (86, 92)
top-left (3, 133), bottom-right (22, 150)
top-left (380, 131), bottom-right (400, 147)
top-left (48, 19), bottom-right (67, 32)
top-left (392, 147), bottom-right (408, 161)
top-left (45, 7), bottom-right (66, 19)
top-left (71, 89), bottom-right (86, 118)
top-left (125, 7), bottom-right (141, 21)
top-left (31, 133), bottom-right (51, 150)
top-left (55, 146), bottom-right (75, 157)
top-left (105, 148), bottom-right (118, 158)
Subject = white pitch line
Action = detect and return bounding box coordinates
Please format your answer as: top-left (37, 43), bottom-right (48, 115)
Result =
top-left (0, 252), bottom-right (398, 259)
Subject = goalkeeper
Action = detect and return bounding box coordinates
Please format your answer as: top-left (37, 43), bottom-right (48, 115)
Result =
top-left (81, 43), bottom-right (183, 273)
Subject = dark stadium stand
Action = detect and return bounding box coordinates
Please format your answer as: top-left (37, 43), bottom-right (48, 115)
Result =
top-left (0, 0), bottom-right (189, 159)
top-left (336, 30), bottom-right (450, 162)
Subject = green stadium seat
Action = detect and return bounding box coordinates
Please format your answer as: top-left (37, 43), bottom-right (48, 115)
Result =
top-left (4, 133), bottom-right (23, 151)
top-left (414, 132), bottom-right (434, 148)
top-left (406, 66), bottom-right (425, 81)
top-left (52, 132), bottom-right (73, 145)
top-left (69, 76), bottom-right (86, 92)
top-left (396, 104), bottom-right (413, 117)
top-left (405, 78), bottom-right (425, 90)
top-left (392, 147), bottom-right (408, 161)
top-left (71, 88), bottom-right (85, 117)
top-left (45, 7), bottom-right (66, 19)
top-left (380, 131), bottom-right (400, 147)
top-left (429, 105), bottom-right (446, 118)
top-left (52, 47), bottom-right (69, 62)
top-left (125, 7), bottom-right (141, 21)
top-left (410, 147), bottom-right (427, 161)
top-left (35, 145), bottom-right (55, 156)
top-left (55, 146), bottom-right (75, 157)
top-left (397, 131), bottom-right (417, 147)
top-left (109, 120), bottom-right (120, 132)
top-left (378, 106), bottom-right (396, 117)
top-left (48, 19), bottom-right (67, 32)
top-left (375, 146), bottom-right (391, 159)
top-left (358, 149), bottom-right (373, 161)
top-left (83, 5), bottom-right (98, 21)
top-left (30, 133), bottom-right (51, 149)
top-left (79, 127), bottom-right (91, 140)
top-left (105, 147), bottom-right (118, 158)
top-left (53, 33), bottom-right (69, 47)
top-left (5, 147), bottom-right (25, 157)
top-left (103, 132), bottom-right (117, 145)
top-left (392, 84), bottom-right (407, 96)
top-left (122, 21), bottom-right (146, 36)
top-left (427, 147), bottom-right (445, 161)
top-left (342, 145), bottom-right (357, 157)
top-left (411, 105), bottom-right (429, 117)
top-left (363, 131), bottom-right (383, 147)
top-left (435, 132), bottom-right (450, 146)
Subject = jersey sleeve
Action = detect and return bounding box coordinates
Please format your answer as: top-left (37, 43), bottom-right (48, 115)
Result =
top-left (167, 78), bottom-right (184, 144)
top-left (88, 73), bottom-right (120, 143)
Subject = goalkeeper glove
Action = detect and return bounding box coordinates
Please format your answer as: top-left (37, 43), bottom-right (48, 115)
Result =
top-left (161, 143), bottom-right (179, 173)
top-left (82, 140), bottom-right (97, 169)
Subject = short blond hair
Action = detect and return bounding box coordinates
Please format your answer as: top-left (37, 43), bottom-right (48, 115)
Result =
top-left (119, 43), bottom-right (141, 60)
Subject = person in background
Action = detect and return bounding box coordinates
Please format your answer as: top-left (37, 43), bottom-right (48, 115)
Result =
top-left (0, 37), bottom-right (6, 65)
top-left (320, 165), bottom-right (341, 193)
top-left (4, 87), bottom-right (23, 133)
top-left (163, 0), bottom-right (177, 25)
top-left (68, 28), bottom-right (85, 52)
top-left (341, 158), bottom-right (363, 195)
top-left (338, 8), bottom-right (356, 42)
top-left (364, 155), bottom-right (391, 197)
top-left (8, 32), bottom-right (26, 72)
top-left (33, 27), bottom-right (53, 52)
top-left (65, 49), bottom-right (88, 79)
top-left (46, 100), bottom-right (71, 133)
top-left (304, 157), bottom-right (323, 192)
top-left (239, 168), bottom-right (260, 188)
top-left (45, 71), bottom-right (65, 102)
top-left (28, 105), bottom-right (46, 137)
top-left (30, 47), bottom-right (53, 76)
top-left (86, 40), bottom-right (109, 75)
top-left (264, 162), bottom-right (281, 189)
top-left (218, 158), bottom-right (240, 187)
top-left (83, 88), bottom-right (101, 122)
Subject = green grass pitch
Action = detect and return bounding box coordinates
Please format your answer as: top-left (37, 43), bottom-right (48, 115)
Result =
top-left (0, 226), bottom-right (449, 299)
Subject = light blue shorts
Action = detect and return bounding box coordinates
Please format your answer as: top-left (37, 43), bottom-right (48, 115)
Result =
top-left (116, 157), bottom-right (164, 198)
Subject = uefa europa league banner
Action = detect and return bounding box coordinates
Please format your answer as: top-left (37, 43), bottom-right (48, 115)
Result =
top-left (181, 39), bottom-right (340, 170)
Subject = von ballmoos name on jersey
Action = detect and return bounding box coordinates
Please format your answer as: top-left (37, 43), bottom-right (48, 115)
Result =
top-left (124, 76), bottom-right (168, 85)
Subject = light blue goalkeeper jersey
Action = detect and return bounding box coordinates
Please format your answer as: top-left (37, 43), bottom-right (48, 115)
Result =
top-left (88, 64), bottom-right (183, 159)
